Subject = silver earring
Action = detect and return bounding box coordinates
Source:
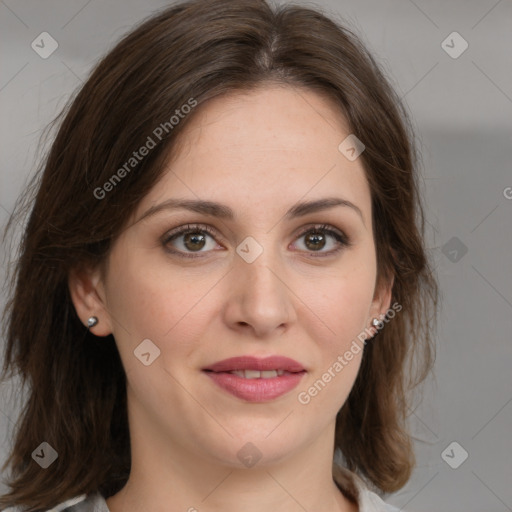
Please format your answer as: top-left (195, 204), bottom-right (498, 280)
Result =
top-left (87, 316), bottom-right (99, 328)
top-left (372, 318), bottom-right (380, 328)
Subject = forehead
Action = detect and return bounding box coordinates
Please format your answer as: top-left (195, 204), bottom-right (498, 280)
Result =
top-left (174, 85), bottom-right (352, 161)
top-left (135, 85), bottom-right (371, 226)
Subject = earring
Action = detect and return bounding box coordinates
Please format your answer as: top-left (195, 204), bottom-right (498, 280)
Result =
top-left (87, 316), bottom-right (99, 328)
top-left (367, 318), bottom-right (381, 341)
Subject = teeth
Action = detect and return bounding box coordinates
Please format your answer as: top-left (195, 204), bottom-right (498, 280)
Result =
top-left (228, 369), bottom-right (286, 379)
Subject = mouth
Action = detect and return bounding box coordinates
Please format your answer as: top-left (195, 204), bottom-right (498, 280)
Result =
top-left (202, 368), bottom-right (305, 379)
top-left (202, 355), bottom-right (306, 374)
top-left (201, 355), bottom-right (307, 402)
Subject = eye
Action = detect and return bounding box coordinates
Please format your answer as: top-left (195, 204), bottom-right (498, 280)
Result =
top-left (161, 223), bottom-right (352, 259)
top-left (291, 224), bottom-right (352, 257)
top-left (162, 224), bottom-right (221, 259)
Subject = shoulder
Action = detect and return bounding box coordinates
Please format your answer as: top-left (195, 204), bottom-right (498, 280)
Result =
top-left (1, 492), bottom-right (110, 512)
top-left (3, 474), bottom-right (401, 512)
top-left (333, 464), bottom-right (400, 512)
top-left (356, 484), bottom-right (401, 512)
top-left (49, 492), bottom-right (109, 512)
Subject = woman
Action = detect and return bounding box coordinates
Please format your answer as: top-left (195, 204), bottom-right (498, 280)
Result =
top-left (0, 0), bottom-right (439, 510)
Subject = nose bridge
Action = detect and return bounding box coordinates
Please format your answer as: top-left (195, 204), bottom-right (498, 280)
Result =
top-left (235, 235), bottom-right (284, 299)
top-left (227, 234), bottom-right (294, 334)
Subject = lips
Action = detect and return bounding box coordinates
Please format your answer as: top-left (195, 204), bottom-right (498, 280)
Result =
top-left (202, 355), bottom-right (306, 373)
top-left (202, 355), bottom-right (307, 402)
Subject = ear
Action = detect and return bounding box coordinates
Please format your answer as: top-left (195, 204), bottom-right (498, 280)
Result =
top-left (368, 272), bottom-right (395, 326)
top-left (68, 264), bottom-right (113, 337)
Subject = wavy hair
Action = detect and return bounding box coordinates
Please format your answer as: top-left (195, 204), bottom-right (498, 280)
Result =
top-left (0, 0), bottom-right (439, 509)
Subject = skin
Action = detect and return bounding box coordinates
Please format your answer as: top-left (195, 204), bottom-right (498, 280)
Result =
top-left (69, 84), bottom-right (393, 512)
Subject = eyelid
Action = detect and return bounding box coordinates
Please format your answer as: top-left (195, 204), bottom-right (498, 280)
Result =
top-left (161, 223), bottom-right (225, 245)
top-left (293, 223), bottom-right (350, 243)
top-left (292, 223), bottom-right (352, 257)
top-left (161, 222), bottom-right (352, 258)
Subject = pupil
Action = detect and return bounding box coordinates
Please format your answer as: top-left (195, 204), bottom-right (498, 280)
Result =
top-left (306, 232), bottom-right (325, 250)
top-left (185, 232), bottom-right (205, 250)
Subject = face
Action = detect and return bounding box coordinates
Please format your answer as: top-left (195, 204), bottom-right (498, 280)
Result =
top-left (72, 84), bottom-right (392, 469)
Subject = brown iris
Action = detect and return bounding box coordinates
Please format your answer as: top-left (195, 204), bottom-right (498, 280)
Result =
top-left (304, 231), bottom-right (326, 251)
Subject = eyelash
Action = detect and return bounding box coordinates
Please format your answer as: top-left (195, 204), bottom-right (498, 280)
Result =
top-left (161, 223), bottom-right (352, 259)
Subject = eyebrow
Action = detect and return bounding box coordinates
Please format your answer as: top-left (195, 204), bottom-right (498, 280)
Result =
top-left (136, 196), bottom-right (365, 226)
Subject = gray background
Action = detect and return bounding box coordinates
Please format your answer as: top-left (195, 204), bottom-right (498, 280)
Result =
top-left (1, 0), bottom-right (511, 510)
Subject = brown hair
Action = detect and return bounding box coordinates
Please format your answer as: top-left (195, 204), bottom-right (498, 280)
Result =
top-left (0, 0), bottom-right (439, 509)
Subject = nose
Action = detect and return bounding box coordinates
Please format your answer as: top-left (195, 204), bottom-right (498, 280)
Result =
top-left (222, 245), bottom-right (296, 338)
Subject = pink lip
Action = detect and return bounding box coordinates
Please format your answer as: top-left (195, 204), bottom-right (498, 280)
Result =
top-left (202, 355), bottom-right (307, 402)
top-left (203, 370), bottom-right (306, 402)
top-left (202, 355), bottom-right (305, 373)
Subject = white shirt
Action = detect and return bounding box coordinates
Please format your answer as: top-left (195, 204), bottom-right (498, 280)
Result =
top-left (5, 468), bottom-right (399, 511)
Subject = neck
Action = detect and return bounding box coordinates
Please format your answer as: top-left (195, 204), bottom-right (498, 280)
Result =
top-left (105, 418), bottom-right (358, 512)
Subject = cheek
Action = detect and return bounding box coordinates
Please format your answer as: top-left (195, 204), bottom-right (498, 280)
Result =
top-left (105, 264), bottom-right (169, 338)
top-left (303, 251), bottom-right (377, 350)
top-left (296, 262), bottom-right (373, 414)
top-left (104, 249), bottom-right (219, 363)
